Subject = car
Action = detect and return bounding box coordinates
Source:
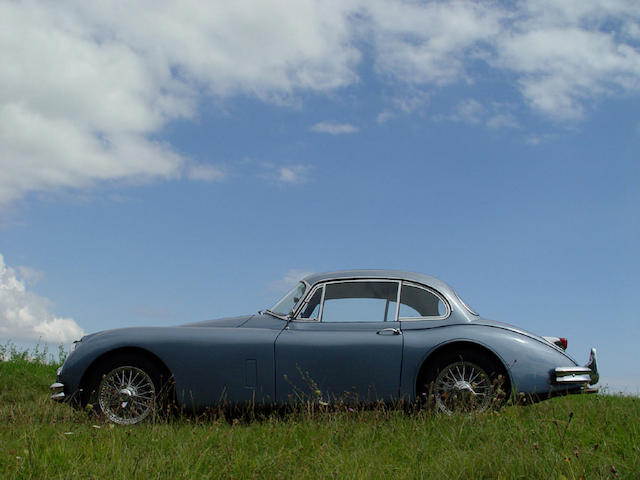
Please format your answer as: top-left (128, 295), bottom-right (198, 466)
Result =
top-left (51, 270), bottom-right (599, 424)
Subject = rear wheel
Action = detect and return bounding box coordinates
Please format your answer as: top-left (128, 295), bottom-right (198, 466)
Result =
top-left (420, 349), bottom-right (506, 414)
top-left (87, 354), bottom-right (164, 425)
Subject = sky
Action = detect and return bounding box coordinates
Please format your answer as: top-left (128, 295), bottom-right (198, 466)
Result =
top-left (1, 0), bottom-right (639, 394)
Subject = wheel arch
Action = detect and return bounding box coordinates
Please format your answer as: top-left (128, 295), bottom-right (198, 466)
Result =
top-left (79, 346), bottom-right (173, 403)
top-left (414, 340), bottom-right (513, 398)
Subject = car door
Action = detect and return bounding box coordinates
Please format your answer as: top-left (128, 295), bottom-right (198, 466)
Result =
top-left (274, 279), bottom-right (403, 404)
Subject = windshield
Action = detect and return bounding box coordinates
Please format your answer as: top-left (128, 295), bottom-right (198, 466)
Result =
top-left (269, 282), bottom-right (307, 317)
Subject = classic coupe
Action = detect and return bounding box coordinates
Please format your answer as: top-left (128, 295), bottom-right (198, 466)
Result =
top-left (51, 270), bottom-right (598, 424)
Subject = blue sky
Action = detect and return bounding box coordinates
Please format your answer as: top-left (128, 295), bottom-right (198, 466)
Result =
top-left (1, 0), bottom-right (639, 394)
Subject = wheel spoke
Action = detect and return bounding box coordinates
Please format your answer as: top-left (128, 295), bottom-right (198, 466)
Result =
top-left (98, 365), bottom-right (156, 424)
top-left (432, 360), bottom-right (496, 414)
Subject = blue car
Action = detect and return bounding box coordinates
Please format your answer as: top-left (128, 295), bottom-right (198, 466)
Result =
top-left (51, 270), bottom-right (598, 424)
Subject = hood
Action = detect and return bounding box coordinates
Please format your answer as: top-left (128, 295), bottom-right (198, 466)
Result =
top-left (180, 315), bottom-right (253, 328)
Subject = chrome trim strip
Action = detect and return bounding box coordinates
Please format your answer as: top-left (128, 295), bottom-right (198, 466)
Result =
top-left (50, 382), bottom-right (64, 389)
top-left (318, 284), bottom-right (326, 321)
top-left (394, 281), bottom-right (402, 322)
top-left (556, 374), bottom-right (592, 384)
top-left (292, 284), bottom-right (324, 322)
top-left (397, 281), bottom-right (451, 321)
top-left (51, 392), bottom-right (65, 401)
top-left (295, 279), bottom-right (401, 323)
top-left (556, 367), bottom-right (592, 376)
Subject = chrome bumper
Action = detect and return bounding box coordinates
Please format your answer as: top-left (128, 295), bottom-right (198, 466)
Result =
top-left (554, 348), bottom-right (599, 386)
top-left (50, 367), bottom-right (66, 401)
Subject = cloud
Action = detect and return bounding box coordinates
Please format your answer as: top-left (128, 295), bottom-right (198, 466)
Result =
top-left (366, 0), bottom-right (640, 120)
top-left (0, 0), bottom-right (358, 206)
top-left (277, 166), bottom-right (310, 184)
top-left (450, 99), bottom-right (486, 124)
top-left (311, 121), bottom-right (359, 134)
top-left (486, 113), bottom-right (519, 130)
top-left (367, 0), bottom-right (504, 85)
top-left (186, 164), bottom-right (226, 182)
top-left (2, 0), bottom-right (640, 205)
top-left (436, 99), bottom-right (519, 129)
top-left (0, 253), bottom-right (84, 343)
top-left (268, 269), bottom-right (315, 294)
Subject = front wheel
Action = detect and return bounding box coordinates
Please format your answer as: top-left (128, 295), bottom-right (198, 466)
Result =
top-left (88, 354), bottom-right (162, 425)
top-left (420, 349), bottom-right (506, 414)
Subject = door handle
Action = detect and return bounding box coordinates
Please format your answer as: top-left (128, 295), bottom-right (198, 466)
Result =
top-left (376, 328), bottom-right (401, 336)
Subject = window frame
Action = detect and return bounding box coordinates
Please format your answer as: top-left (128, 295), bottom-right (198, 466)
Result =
top-left (397, 281), bottom-right (451, 321)
top-left (293, 279), bottom-right (402, 323)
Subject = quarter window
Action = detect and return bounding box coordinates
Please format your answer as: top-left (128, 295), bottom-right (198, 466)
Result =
top-left (321, 281), bottom-right (399, 323)
top-left (298, 287), bottom-right (322, 320)
top-left (399, 284), bottom-right (448, 319)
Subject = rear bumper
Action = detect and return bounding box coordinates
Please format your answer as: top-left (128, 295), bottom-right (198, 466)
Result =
top-left (554, 348), bottom-right (599, 386)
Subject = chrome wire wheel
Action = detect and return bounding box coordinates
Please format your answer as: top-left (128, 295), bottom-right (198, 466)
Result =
top-left (98, 366), bottom-right (156, 425)
top-left (434, 360), bottom-right (492, 414)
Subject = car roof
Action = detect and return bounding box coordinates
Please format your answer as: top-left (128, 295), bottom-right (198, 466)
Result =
top-left (301, 269), bottom-right (455, 296)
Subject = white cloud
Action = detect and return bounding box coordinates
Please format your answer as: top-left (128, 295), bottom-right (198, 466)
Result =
top-left (0, 0), bottom-right (359, 206)
top-left (436, 99), bottom-right (519, 129)
top-left (311, 121), bottom-right (359, 134)
top-left (186, 164), bottom-right (226, 182)
top-left (0, 253), bottom-right (84, 343)
top-left (376, 110), bottom-right (394, 124)
top-left (2, 0), bottom-right (640, 206)
top-left (486, 113), bottom-right (519, 130)
top-left (277, 165), bottom-right (310, 184)
top-left (269, 269), bottom-right (315, 294)
top-left (368, 0), bottom-right (504, 85)
top-left (451, 99), bottom-right (485, 124)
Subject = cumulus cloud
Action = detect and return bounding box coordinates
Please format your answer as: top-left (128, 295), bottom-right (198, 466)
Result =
top-left (311, 121), bottom-right (359, 134)
top-left (0, 0), bottom-right (358, 206)
top-left (366, 0), bottom-right (640, 120)
top-left (2, 0), bottom-right (640, 205)
top-left (0, 254), bottom-right (84, 343)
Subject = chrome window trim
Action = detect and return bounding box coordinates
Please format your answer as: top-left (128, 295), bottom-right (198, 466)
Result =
top-left (454, 289), bottom-right (479, 316)
top-left (394, 281), bottom-right (402, 322)
top-left (290, 280), bottom-right (311, 318)
top-left (318, 284), bottom-right (326, 321)
top-left (294, 278), bottom-right (401, 323)
top-left (397, 281), bottom-right (451, 321)
top-left (292, 283), bottom-right (322, 322)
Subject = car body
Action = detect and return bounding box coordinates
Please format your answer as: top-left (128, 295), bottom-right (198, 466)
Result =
top-left (51, 270), bottom-right (598, 424)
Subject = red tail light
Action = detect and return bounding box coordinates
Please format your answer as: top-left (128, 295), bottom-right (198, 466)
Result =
top-left (559, 337), bottom-right (568, 350)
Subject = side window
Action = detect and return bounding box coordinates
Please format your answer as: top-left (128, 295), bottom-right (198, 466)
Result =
top-left (399, 284), bottom-right (448, 319)
top-left (298, 287), bottom-right (322, 320)
top-left (321, 281), bottom-right (399, 323)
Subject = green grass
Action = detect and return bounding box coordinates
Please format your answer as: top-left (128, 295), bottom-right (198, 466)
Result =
top-left (1, 351), bottom-right (639, 479)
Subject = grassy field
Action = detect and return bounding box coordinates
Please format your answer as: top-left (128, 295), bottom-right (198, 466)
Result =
top-left (1, 349), bottom-right (639, 479)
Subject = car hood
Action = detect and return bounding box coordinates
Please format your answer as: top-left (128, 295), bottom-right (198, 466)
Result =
top-left (180, 315), bottom-right (253, 328)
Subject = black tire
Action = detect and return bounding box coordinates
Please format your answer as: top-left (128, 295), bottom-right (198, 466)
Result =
top-left (86, 353), bottom-right (167, 425)
top-left (419, 348), bottom-right (507, 414)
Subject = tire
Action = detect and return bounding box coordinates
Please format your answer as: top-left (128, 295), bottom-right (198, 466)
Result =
top-left (87, 353), bottom-right (164, 425)
top-left (419, 348), bottom-right (507, 414)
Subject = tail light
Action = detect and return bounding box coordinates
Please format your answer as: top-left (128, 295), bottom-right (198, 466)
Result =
top-left (543, 336), bottom-right (568, 350)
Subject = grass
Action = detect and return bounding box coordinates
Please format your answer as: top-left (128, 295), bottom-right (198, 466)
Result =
top-left (1, 349), bottom-right (639, 479)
